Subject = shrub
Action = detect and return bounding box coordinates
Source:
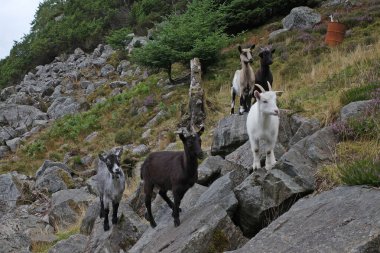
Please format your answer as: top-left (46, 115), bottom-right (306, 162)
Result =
top-left (115, 129), bottom-right (134, 145)
top-left (24, 140), bottom-right (46, 158)
top-left (339, 159), bottom-right (380, 186)
top-left (340, 84), bottom-right (380, 105)
top-left (106, 27), bottom-right (133, 50)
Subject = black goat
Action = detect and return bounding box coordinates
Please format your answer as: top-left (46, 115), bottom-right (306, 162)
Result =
top-left (254, 46), bottom-right (275, 93)
top-left (141, 126), bottom-right (204, 228)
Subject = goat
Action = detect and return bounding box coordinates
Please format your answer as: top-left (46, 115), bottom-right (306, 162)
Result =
top-left (254, 46), bottom-right (275, 94)
top-left (96, 148), bottom-right (125, 231)
top-left (141, 126), bottom-right (204, 228)
top-left (247, 82), bottom-right (282, 170)
top-left (231, 44), bottom-right (256, 115)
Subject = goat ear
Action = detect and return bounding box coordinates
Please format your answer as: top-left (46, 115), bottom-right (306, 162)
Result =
top-left (98, 153), bottom-right (107, 162)
top-left (198, 126), bottom-right (205, 136)
top-left (250, 44), bottom-right (255, 50)
top-left (114, 147), bottom-right (123, 159)
top-left (254, 90), bottom-right (261, 100)
top-left (271, 48), bottom-right (275, 54)
top-left (238, 45), bottom-right (242, 53)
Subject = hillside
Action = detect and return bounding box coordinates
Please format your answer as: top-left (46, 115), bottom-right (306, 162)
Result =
top-left (0, 0), bottom-right (379, 252)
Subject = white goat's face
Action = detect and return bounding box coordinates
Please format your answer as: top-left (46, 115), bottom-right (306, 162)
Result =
top-left (238, 45), bottom-right (255, 64)
top-left (254, 91), bottom-right (279, 116)
top-left (99, 151), bottom-right (123, 178)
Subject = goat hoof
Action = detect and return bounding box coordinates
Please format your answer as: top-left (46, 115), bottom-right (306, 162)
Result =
top-left (150, 221), bottom-right (157, 228)
top-left (174, 219), bottom-right (180, 227)
top-left (104, 223), bottom-right (110, 231)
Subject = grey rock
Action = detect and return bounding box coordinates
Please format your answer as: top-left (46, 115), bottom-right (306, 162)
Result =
top-left (282, 6), bottom-right (321, 30)
top-left (49, 188), bottom-right (96, 230)
top-left (230, 186), bottom-right (380, 253)
top-left (33, 119), bottom-right (49, 127)
top-left (0, 104), bottom-right (48, 128)
top-left (100, 45), bottom-right (114, 59)
top-left (36, 160), bottom-right (72, 178)
top-left (226, 141), bottom-right (286, 171)
top-left (129, 204), bottom-right (247, 253)
top-left (340, 99), bottom-right (373, 122)
top-left (5, 137), bottom-right (21, 152)
top-left (95, 97), bottom-right (106, 104)
top-left (81, 154), bottom-right (94, 167)
top-left (84, 131), bottom-right (98, 143)
top-left (196, 168), bottom-right (249, 217)
top-left (49, 234), bottom-right (88, 253)
top-left (116, 60), bottom-right (131, 73)
top-left (100, 64), bottom-right (115, 77)
top-left (0, 126), bottom-right (17, 144)
top-left (5, 92), bottom-right (34, 105)
top-left (197, 156), bottom-right (225, 185)
top-left (141, 129), bottom-right (151, 139)
top-left (80, 201), bottom-right (100, 235)
top-left (234, 126), bottom-right (338, 236)
top-left (211, 114), bottom-right (248, 156)
top-left (91, 57), bottom-right (107, 67)
top-left (35, 166), bottom-right (73, 193)
top-left (0, 86), bottom-right (16, 101)
top-left (47, 97), bottom-right (80, 119)
top-left (86, 175), bottom-right (98, 196)
top-left (85, 83), bottom-right (96, 95)
top-left (0, 173), bottom-right (21, 217)
top-left (109, 81), bottom-right (130, 89)
top-left (269, 28), bottom-right (289, 41)
top-left (85, 202), bottom-right (148, 253)
top-left (0, 145), bottom-right (9, 158)
top-left (144, 110), bottom-right (167, 128)
top-left (132, 144), bottom-right (150, 156)
top-left (137, 106), bottom-right (148, 115)
top-left (109, 88), bottom-right (122, 97)
top-left (51, 85), bottom-right (62, 98)
top-left (121, 69), bottom-right (134, 78)
top-left (80, 80), bottom-right (92, 89)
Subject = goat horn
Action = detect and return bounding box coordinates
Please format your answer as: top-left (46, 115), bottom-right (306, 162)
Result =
top-left (267, 81), bottom-right (272, 91)
top-left (255, 83), bottom-right (266, 93)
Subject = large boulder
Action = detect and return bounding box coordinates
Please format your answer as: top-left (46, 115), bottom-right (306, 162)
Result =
top-left (49, 188), bottom-right (95, 230)
top-left (340, 99), bottom-right (373, 122)
top-left (282, 6), bottom-right (321, 30)
top-left (0, 173), bottom-right (21, 217)
top-left (49, 234), bottom-right (88, 253)
top-left (0, 104), bottom-right (48, 128)
top-left (35, 166), bottom-right (74, 193)
top-left (229, 186), bottom-right (380, 253)
top-left (47, 97), bottom-right (81, 119)
top-left (233, 126), bottom-right (338, 236)
top-left (35, 160), bottom-right (72, 178)
top-left (211, 114), bottom-right (248, 156)
top-left (0, 86), bottom-right (16, 101)
top-left (84, 202), bottom-right (148, 253)
top-left (196, 168), bottom-right (249, 217)
top-left (197, 156), bottom-right (226, 185)
top-left (130, 204), bottom-right (247, 253)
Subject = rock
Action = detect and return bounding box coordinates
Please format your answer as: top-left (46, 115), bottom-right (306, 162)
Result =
top-left (0, 86), bottom-right (16, 101)
top-left (0, 126), bottom-right (17, 144)
top-left (47, 97), bottom-right (81, 119)
top-left (49, 188), bottom-right (96, 230)
top-left (0, 173), bottom-right (21, 217)
top-left (269, 28), bottom-right (289, 41)
top-left (5, 137), bottom-right (21, 152)
top-left (33, 119), bottom-right (49, 127)
top-left (282, 6), bottom-right (321, 30)
top-left (233, 126), bottom-right (338, 237)
top-left (35, 166), bottom-right (74, 193)
top-left (129, 204), bottom-right (247, 253)
top-left (109, 88), bottom-right (122, 97)
top-left (80, 202), bottom-right (100, 235)
top-left (80, 80), bottom-right (92, 89)
top-left (340, 100), bottom-right (373, 122)
top-left (137, 106), bottom-right (148, 115)
top-left (226, 141), bottom-right (286, 170)
top-left (86, 176), bottom-right (98, 196)
top-left (132, 144), bottom-right (150, 156)
top-left (100, 64), bottom-right (115, 77)
top-left (196, 168), bottom-right (249, 217)
top-left (84, 202), bottom-right (148, 253)
top-left (85, 83), bottom-right (96, 95)
top-left (100, 45), bottom-right (114, 59)
top-left (36, 160), bottom-right (72, 178)
top-left (141, 129), bottom-right (151, 139)
top-left (109, 81), bottom-right (130, 89)
top-left (144, 110), bottom-right (167, 128)
top-left (84, 131), bottom-right (98, 143)
top-left (0, 104), bottom-right (48, 128)
top-left (0, 145), bottom-right (9, 158)
top-left (116, 60), bottom-right (130, 73)
top-left (211, 114), bottom-right (248, 156)
top-left (197, 156), bottom-right (225, 185)
top-left (229, 186), bottom-right (380, 253)
top-left (49, 234), bottom-right (88, 253)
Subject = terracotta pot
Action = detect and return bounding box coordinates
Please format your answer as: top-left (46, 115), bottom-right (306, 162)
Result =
top-left (325, 21), bottom-right (346, 46)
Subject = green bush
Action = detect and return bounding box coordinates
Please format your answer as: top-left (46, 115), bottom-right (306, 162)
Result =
top-left (24, 140), bottom-right (46, 158)
top-left (106, 27), bottom-right (133, 50)
top-left (340, 84), bottom-right (380, 105)
top-left (115, 129), bottom-right (134, 145)
top-left (339, 159), bottom-right (380, 186)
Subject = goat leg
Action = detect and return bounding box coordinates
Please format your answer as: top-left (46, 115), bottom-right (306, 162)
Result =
top-left (112, 201), bottom-right (119, 224)
top-left (173, 189), bottom-right (186, 227)
top-left (104, 208), bottom-right (110, 231)
top-left (231, 87), bottom-right (236, 114)
top-left (99, 196), bottom-right (105, 218)
top-left (159, 190), bottom-right (181, 212)
top-left (144, 193), bottom-right (157, 228)
top-left (239, 96), bottom-right (245, 115)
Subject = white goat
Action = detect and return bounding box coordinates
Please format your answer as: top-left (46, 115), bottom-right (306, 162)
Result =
top-left (96, 148), bottom-right (125, 231)
top-left (231, 44), bottom-right (256, 115)
top-left (246, 82), bottom-right (282, 170)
